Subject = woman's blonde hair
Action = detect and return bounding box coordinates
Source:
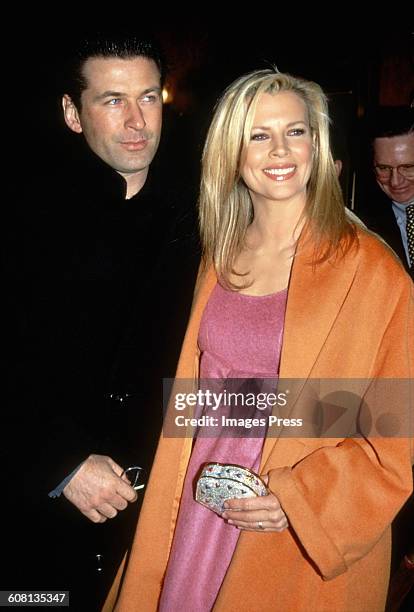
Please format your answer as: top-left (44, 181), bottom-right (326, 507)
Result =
top-left (199, 68), bottom-right (357, 287)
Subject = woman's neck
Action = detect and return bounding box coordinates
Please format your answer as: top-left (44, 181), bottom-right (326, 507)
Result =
top-left (246, 195), bottom-right (306, 253)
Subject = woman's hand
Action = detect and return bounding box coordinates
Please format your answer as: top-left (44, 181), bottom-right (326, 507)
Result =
top-left (221, 475), bottom-right (288, 532)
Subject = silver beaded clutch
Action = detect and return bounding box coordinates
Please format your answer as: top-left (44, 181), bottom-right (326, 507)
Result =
top-left (195, 462), bottom-right (268, 514)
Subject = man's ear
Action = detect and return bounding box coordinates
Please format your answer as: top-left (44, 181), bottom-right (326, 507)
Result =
top-left (62, 94), bottom-right (83, 134)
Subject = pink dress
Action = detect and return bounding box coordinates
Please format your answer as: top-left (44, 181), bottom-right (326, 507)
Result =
top-left (159, 284), bottom-right (287, 611)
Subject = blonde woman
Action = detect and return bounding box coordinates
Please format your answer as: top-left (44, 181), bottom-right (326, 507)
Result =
top-left (105, 69), bottom-right (413, 612)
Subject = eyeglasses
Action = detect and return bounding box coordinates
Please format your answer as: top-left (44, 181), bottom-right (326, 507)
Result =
top-left (121, 466), bottom-right (145, 491)
top-left (374, 164), bottom-right (414, 180)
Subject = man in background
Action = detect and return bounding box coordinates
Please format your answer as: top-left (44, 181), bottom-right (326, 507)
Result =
top-left (361, 106), bottom-right (413, 278)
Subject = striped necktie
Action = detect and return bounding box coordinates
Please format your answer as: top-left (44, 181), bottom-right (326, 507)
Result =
top-left (407, 204), bottom-right (414, 268)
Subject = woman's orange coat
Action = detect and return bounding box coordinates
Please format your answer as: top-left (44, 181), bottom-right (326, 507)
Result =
top-left (105, 229), bottom-right (413, 612)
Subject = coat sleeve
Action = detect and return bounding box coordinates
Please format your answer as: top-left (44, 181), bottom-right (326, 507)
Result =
top-left (267, 276), bottom-right (414, 581)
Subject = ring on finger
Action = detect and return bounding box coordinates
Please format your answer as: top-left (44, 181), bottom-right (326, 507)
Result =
top-left (257, 521), bottom-right (265, 530)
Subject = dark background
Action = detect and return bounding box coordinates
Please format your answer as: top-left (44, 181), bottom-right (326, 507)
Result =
top-left (6, 20), bottom-right (413, 214)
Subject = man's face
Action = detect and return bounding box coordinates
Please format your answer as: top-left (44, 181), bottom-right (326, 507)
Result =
top-left (373, 134), bottom-right (414, 205)
top-left (64, 56), bottom-right (162, 181)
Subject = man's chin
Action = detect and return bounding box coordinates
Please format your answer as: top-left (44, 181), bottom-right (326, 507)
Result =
top-left (115, 153), bottom-right (157, 176)
top-left (391, 193), bottom-right (414, 205)
top-left (381, 185), bottom-right (414, 205)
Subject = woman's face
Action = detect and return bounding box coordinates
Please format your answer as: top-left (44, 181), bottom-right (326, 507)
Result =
top-left (241, 91), bottom-right (313, 208)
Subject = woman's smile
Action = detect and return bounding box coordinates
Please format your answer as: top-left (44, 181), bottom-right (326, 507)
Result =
top-left (262, 165), bottom-right (297, 181)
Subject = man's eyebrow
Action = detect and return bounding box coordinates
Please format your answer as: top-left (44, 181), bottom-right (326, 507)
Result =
top-left (375, 161), bottom-right (414, 165)
top-left (94, 87), bottom-right (162, 101)
top-left (93, 90), bottom-right (123, 102)
top-left (141, 87), bottom-right (162, 95)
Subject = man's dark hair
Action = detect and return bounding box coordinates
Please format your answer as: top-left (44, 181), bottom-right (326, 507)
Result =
top-left (368, 106), bottom-right (414, 141)
top-left (63, 32), bottom-right (165, 109)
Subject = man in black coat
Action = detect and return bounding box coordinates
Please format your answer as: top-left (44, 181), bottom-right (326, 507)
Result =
top-left (3, 33), bottom-right (198, 610)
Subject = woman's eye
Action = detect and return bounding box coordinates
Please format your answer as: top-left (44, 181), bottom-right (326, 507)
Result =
top-left (288, 128), bottom-right (306, 136)
top-left (251, 133), bottom-right (268, 141)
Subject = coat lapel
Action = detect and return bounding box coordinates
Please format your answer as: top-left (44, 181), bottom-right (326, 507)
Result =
top-left (175, 264), bottom-right (217, 379)
top-left (260, 233), bottom-right (360, 468)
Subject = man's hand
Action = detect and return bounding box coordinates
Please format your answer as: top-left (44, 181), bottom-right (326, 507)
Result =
top-left (63, 454), bottom-right (137, 523)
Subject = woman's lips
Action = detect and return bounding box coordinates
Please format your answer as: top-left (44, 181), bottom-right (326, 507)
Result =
top-left (262, 166), bottom-right (296, 181)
